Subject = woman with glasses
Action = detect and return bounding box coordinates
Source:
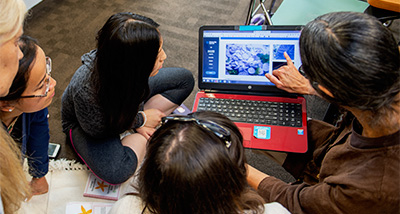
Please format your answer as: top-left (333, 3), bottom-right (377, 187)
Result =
top-left (61, 12), bottom-right (194, 184)
top-left (247, 12), bottom-right (400, 213)
top-left (0, 36), bottom-right (56, 196)
top-left (110, 111), bottom-right (290, 214)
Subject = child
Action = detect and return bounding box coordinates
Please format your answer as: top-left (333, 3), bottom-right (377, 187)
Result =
top-left (110, 111), bottom-right (290, 214)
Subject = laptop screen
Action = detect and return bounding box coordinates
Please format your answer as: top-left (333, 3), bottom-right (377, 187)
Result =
top-left (199, 25), bottom-right (303, 94)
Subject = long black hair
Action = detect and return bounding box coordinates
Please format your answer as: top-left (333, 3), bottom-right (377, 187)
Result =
top-left (138, 111), bottom-right (265, 214)
top-left (93, 12), bottom-right (160, 134)
top-left (0, 35), bottom-right (38, 101)
top-left (300, 12), bottom-right (400, 117)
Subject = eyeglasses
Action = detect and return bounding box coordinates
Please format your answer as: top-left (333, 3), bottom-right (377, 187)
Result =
top-left (19, 57), bottom-right (52, 98)
top-left (161, 115), bottom-right (232, 148)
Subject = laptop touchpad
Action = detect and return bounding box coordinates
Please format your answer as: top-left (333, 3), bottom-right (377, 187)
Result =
top-left (240, 127), bottom-right (252, 141)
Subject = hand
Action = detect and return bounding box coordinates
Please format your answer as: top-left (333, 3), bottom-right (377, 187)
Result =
top-left (246, 164), bottom-right (270, 190)
top-left (143, 109), bottom-right (166, 128)
top-left (30, 176), bottom-right (49, 195)
top-left (265, 52), bottom-right (316, 95)
top-left (136, 126), bottom-right (156, 140)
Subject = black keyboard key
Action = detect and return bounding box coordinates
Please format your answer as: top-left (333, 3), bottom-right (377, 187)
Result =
top-left (197, 98), bottom-right (303, 127)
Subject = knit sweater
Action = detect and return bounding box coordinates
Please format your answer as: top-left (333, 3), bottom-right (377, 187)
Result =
top-left (61, 50), bottom-right (144, 138)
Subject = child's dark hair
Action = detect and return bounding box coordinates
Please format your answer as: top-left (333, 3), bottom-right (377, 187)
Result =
top-left (93, 12), bottom-right (161, 135)
top-left (138, 111), bottom-right (265, 214)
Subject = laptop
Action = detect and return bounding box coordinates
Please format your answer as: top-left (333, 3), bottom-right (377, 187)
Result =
top-left (192, 25), bottom-right (307, 153)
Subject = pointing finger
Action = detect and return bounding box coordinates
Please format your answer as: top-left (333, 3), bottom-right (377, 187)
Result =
top-left (284, 52), bottom-right (294, 67)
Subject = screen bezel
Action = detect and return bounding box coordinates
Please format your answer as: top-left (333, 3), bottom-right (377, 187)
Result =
top-left (198, 25), bottom-right (303, 95)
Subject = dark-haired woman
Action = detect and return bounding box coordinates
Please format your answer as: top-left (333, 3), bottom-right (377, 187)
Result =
top-left (0, 35), bottom-right (57, 196)
top-left (61, 12), bottom-right (194, 184)
top-left (110, 111), bottom-right (290, 214)
top-left (247, 12), bottom-right (400, 213)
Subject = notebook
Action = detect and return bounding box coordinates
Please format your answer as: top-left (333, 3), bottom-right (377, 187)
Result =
top-left (192, 25), bottom-right (307, 153)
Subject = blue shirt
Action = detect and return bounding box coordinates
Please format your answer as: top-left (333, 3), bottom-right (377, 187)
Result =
top-left (15, 108), bottom-right (50, 178)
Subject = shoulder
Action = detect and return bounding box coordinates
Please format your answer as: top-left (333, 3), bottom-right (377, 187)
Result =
top-left (263, 202), bottom-right (291, 214)
top-left (109, 194), bottom-right (146, 214)
top-left (66, 50), bottom-right (96, 93)
top-left (69, 65), bottom-right (92, 90)
top-left (243, 202), bottom-right (291, 214)
top-left (23, 108), bottom-right (49, 123)
top-left (63, 64), bottom-right (96, 104)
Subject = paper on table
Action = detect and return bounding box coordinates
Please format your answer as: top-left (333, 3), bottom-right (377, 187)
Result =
top-left (66, 202), bottom-right (114, 214)
top-left (83, 173), bottom-right (121, 201)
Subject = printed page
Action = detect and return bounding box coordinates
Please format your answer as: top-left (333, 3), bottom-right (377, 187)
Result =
top-left (83, 173), bottom-right (120, 201)
top-left (66, 202), bottom-right (114, 214)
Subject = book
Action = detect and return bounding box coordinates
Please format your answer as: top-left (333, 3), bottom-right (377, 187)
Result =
top-left (83, 173), bottom-right (121, 201)
top-left (66, 202), bottom-right (114, 214)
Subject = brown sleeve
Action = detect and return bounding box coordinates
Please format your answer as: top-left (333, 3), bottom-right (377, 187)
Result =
top-left (283, 119), bottom-right (337, 180)
top-left (257, 176), bottom-right (383, 214)
top-left (257, 176), bottom-right (308, 212)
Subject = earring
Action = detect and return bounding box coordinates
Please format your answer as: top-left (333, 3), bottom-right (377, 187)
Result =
top-left (8, 109), bottom-right (12, 112)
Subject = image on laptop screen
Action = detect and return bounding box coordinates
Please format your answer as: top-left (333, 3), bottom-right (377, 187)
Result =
top-left (201, 26), bottom-right (302, 87)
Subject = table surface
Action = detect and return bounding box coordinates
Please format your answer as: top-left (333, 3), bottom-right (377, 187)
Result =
top-left (271, 0), bottom-right (369, 25)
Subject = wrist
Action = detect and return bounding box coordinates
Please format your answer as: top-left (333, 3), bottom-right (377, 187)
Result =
top-left (308, 85), bottom-right (318, 95)
top-left (32, 174), bottom-right (47, 179)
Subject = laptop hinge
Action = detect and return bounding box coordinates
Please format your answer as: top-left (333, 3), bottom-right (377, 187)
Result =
top-left (203, 89), bottom-right (301, 99)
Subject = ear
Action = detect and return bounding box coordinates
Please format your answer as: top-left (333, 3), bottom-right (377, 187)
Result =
top-left (0, 101), bottom-right (15, 112)
top-left (318, 85), bottom-right (334, 98)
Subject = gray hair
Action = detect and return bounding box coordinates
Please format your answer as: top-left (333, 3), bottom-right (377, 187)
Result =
top-left (300, 12), bottom-right (400, 114)
top-left (0, 0), bottom-right (26, 44)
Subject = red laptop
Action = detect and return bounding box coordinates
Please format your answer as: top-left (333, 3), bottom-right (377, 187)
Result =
top-left (192, 25), bottom-right (307, 153)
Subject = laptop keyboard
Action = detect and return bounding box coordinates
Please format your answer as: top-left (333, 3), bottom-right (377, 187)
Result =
top-left (197, 98), bottom-right (303, 127)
